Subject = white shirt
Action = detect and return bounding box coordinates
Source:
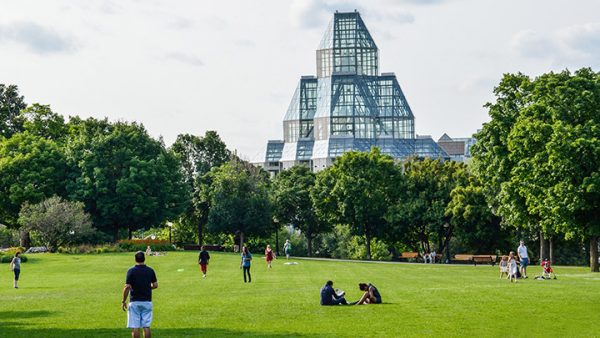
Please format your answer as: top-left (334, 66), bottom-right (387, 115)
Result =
top-left (518, 245), bottom-right (528, 259)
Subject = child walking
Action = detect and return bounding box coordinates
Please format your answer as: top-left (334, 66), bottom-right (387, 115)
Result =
top-left (265, 245), bottom-right (275, 269)
top-left (508, 251), bottom-right (518, 283)
top-left (499, 255), bottom-right (509, 279)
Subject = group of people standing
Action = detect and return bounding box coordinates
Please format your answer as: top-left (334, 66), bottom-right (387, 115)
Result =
top-left (499, 240), bottom-right (530, 282)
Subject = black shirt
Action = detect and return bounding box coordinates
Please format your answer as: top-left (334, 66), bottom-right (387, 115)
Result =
top-left (199, 250), bottom-right (210, 264)
top-left (126, 265), bottom-right (157, 302)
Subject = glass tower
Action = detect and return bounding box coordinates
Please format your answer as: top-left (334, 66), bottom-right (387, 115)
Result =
top-left (263, 11), bottom-right (448, 173)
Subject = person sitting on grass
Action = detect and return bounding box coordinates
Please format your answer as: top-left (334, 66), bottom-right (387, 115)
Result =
top-left (145, 246), bottom-right (152, 257)
top-left (499, 255), bottom-right (509, 279)
top-left (357, 283), bottom-right (382, 305)
top-left (320, 280), bottom-right (348, 305)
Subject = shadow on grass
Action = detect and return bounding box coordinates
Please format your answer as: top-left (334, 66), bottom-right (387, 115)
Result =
top-left (0, 310), bottom-right (55, 320)
top-left (0, 326), bottom-right (322, 338)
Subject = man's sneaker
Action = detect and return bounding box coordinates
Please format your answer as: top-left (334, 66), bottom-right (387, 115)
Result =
top-left (203, 274), bottom-right (206, 278)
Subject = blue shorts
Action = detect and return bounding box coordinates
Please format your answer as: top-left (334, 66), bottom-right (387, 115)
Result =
top-left (127, 301), bottom-right (153, 328)
top-left (520, 258), bottom-right (529, 268)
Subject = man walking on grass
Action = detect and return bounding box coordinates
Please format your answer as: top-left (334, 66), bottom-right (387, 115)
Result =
top-left (122, 251), bottom-right (158, 338)
top-left (518, 240), bottom-right (529, 279)
top-left (199, 245), bottom-right (210, 278)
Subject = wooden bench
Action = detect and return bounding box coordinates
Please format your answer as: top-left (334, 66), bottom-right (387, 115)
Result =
top-left (472, 255), bottom-right (498, 266)
top-left (453, 254), bottom-right (473, 264)
top-left (183, 244), bottom-right (224, 251)
top-left (399, 252), bottom-right (420, 262)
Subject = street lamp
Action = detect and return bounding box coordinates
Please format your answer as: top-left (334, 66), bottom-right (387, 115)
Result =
top-left (443, 222), bottom-right (451, 264)
top-left (167, 222), bottom-right (173, 244)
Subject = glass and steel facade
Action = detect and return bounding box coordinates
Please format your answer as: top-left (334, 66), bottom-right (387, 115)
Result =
top-left (262, 11), bottom-right (448, 173)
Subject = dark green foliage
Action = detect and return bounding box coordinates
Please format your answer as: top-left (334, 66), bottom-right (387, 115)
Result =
top-left (272, 165), bottom-right (329, 256)
top-left (312, 148), bottom-right (401, 260)
top-left (387, 158), bottom-right (468, 255)
top-left (0, 133), bottom-right (69, 228)
top-left (66, 118), bottom-right (190, 240)
top-left (0, 84), bottom-right (27, 138)
top-left (171, 131), bottom-right (231, 245)
top-left (205, 159), bottom-right (271, 246)
top-left (473, 68), bottom-right (600, 271)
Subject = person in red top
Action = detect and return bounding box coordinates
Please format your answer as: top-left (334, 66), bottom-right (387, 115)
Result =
top-left (265, 244), bottom-right (276, 269)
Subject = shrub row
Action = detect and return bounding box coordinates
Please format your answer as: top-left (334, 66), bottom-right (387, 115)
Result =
top-left (57, 244), bottom-right (124, 254)
top-left (0, 252), bottom-right (28, 263)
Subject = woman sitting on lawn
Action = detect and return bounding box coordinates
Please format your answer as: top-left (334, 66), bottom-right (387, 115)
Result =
top-left (357, 283), bottom-right (382, 304)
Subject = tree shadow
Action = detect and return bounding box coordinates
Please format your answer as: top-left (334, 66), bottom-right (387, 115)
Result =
top-left (0, 310), bottom-right (55, 320)
top-left (0, 326), bottom-right (322, 338)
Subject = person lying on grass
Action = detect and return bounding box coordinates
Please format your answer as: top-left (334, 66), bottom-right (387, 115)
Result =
top-left (356, 283), bottom-right (382, 305)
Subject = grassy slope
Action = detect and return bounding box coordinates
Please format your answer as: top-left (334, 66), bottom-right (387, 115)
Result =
top-left (0, 252), bottom-right (598, 337)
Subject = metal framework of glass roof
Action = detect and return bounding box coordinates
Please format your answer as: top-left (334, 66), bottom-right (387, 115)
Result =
top-left (264, 11), bottom-right (448, 171)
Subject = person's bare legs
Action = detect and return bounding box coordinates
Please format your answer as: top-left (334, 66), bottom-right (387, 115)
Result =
top-left (143, 327), bottom-right (151, 338)
top-left (132, 328), bottom-right (140, 338)
top-left (357, 292), bottom-right (373, 305)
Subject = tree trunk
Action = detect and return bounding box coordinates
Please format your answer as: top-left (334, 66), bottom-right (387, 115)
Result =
top-left (590, 236), bottom-right (599, 273)
top-left (128, 226), bottom-right (132, 240)
top-left (307, 235), bottom-right (313, 257)
top-left (539, 232), bottom-right (549, 262)
top-left (19, 231), bottom-right (30, 248)
top-left (239, 231), bottom-right (244, 250)
top-left (197, 222), bottom-right (203, 246)
top-left (365, 231), bottom-right (372, 260)
top-left (549, 237), bottom-right (554, 264)
top-left (113, 225), bottom-right (119, 243)
top-left (275, 228), bottom-right (280, 256)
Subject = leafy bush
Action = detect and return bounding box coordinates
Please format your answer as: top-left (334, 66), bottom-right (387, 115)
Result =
top-left (0, 226), bottom-right (19, 248)
top-left (117, 239), bottom-right (176, 252)
top-left (1, 246), bottom-right (29, 263)
top-left (57, 244), bottom-right (123, 254)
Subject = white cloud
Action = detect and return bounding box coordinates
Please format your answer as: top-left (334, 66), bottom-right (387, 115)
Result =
top-left (0, 22), bottom-right (77, 54)
top-left (165, 52), bottom-right (204, 67)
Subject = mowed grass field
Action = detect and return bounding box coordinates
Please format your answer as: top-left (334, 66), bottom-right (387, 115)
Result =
top-left (0, 252), bottom-right (599, 338)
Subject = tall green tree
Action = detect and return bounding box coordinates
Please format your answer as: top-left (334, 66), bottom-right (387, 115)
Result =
top-left (20, 104), bottom-right (67, 141)
top-left (171, 131), bottom-right (231, 245)
top-left (445, 176), bottom-right (509, 254)
top-left (0, 84), bottom-right (27, 138)
top-left (473, 69), bottom-right (600, 271)
top-left (386, 158), bottom-right (468, 257)
top-left (272, 165), bottom-right (330, 256)
top-left (204, 159), bottom-right (271, 248)
top-left (312, 148), bottom-right (400, 260)
top-left (0, 133), bottom-right (69, 245)
top-left (67, 118), bottom-right (189, 241)
top-left (19, 196), bottom-right (94, 252)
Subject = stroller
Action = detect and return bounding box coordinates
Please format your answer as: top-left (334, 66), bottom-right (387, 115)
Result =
top-left (536, 259), bottom-right (557, 280)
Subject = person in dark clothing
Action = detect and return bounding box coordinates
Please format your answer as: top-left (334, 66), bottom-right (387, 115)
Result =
top-left (122, 251), bottom-right (158, 338)
top-left (357, 283), bottom-right (382, 305)
top-left (240, 246), bottom-right (252, 283)
top-left (320, 280), bottom-right (347, 305)
top-left (198, 246), bottom-right (210, 278)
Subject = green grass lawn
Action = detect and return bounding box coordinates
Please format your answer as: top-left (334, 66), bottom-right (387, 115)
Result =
top-left (0, 251), bottom-right (599, 337)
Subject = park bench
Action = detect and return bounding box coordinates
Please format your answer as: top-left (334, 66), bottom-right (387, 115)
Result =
top-left (472, 255), bottom-right (497, 266)
top-left (183, 244), bottom-right (224, 251)
top-left (399, 252), bottom-right (420, 262)
top-left (453, 254), bottom-right (473, 264)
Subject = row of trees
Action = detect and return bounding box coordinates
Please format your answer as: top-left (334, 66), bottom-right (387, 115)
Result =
top-left (1, 67), bottom-right (597, 271)
top-left (472, 68), bottom-right (600, 271)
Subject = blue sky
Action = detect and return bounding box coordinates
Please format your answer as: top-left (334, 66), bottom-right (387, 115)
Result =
top-left (1, 0), bottom-right (599, 160)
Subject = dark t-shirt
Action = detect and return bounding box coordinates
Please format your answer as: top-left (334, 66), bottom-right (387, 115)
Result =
top-left (320, 284), bottom-right (338, 305)
top-left (126, 265), bottom-right (157, 302)
top-left (199, 250), bottom-right (210, 264)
